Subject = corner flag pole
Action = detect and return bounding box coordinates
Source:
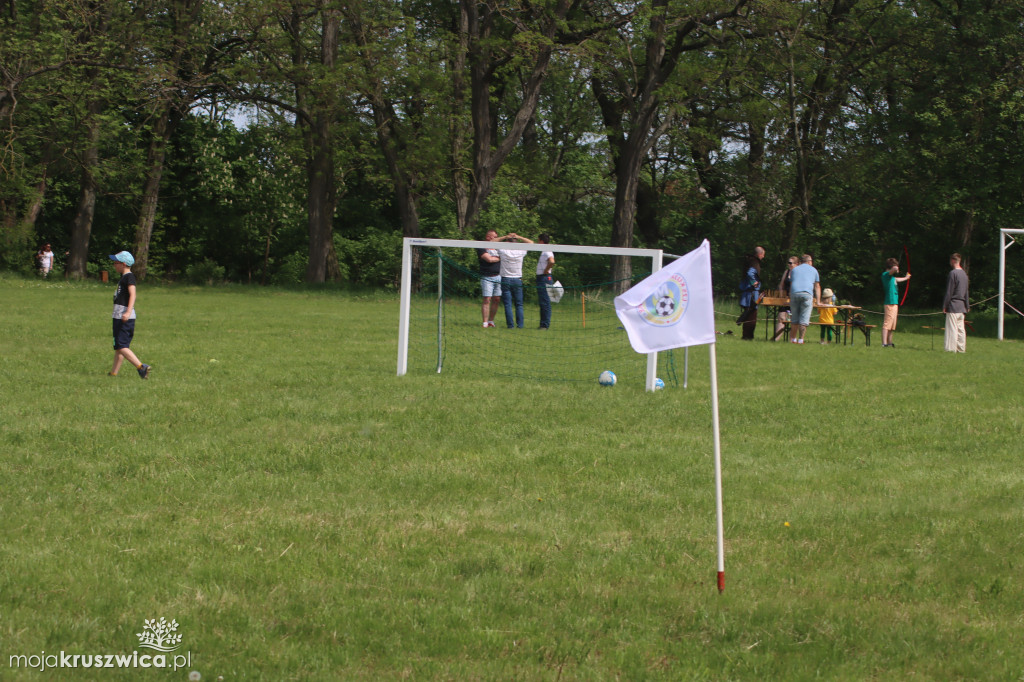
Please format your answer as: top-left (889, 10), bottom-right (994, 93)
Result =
top-left (708, 342), bottom-right (725, 592)
top-left (610, 239), bottom-right (723, 591)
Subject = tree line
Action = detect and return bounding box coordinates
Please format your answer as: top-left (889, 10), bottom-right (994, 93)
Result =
top-left (2, 0), bottom-right (1023, 306)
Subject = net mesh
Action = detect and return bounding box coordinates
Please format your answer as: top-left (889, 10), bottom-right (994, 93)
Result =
top-left (405, 248), bottom-right (672, 386)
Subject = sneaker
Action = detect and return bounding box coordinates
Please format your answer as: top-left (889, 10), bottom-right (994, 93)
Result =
top-left (138, 364), bottom-right (150, 379)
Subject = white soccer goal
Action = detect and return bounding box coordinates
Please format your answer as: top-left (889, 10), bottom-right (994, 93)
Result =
top-left (998, 228), bottom-right (1024, 340)
top-left (396, 238), bottom-right (669, 390)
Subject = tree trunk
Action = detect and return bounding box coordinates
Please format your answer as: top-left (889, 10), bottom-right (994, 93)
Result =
top-left (132, 105), bottom-right (174, 280)
top-left (301, 8), bottom-right (340, 284)
top-left (67, 100), bottom-right (102, 280)
top-left (303, 113), bottom-right (337, 283)
top-left (449, 3), bottom-right (470, 235)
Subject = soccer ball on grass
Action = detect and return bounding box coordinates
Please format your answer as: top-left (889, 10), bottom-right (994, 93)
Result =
top-left (598, 370), bottom-right (617, 387)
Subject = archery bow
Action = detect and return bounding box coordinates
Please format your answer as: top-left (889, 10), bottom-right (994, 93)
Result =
top-left (899, 244), bottom-right (911, 306)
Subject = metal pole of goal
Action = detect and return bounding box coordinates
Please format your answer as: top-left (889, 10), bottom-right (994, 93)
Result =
top-left (436, 249), bottom-right (444, 373)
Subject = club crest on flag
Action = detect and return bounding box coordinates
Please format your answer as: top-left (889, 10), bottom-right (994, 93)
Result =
top-left (637, 275), bottom-right (689, 327)
top-left (614, 239), bottom-right (716, 353)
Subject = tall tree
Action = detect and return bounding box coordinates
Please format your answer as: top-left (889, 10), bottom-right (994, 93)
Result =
top-left (456, 0), bottom-right (574, 234)
top-left (344, 2), bottom-right (437, 243)
top-left (589, 0), bottom-right (750, 287)
top-left (129, 0), bottom-right (216, 279)
top-left (772, 0), bottom-right (896, 253)
top-left (226, 0), bottom-right (358, 283)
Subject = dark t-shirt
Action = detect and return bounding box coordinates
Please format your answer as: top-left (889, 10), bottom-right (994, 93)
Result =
top-left (114, 272), bottom-right (137, 307)
top-left (944, 268), bottom-right (969, 313)
top-left (477, 248), bottom-right (500, 277)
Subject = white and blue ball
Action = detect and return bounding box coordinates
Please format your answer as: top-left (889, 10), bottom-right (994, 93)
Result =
top-left (654, 378), bottom-right (665, 390)
top-left (598, 370), bottom-right (617, 387)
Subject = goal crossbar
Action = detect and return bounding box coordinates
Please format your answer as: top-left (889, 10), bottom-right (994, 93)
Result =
top-left (397, 238), bottom-right (665, 389)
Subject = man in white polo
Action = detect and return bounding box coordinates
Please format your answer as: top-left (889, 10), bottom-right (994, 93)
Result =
top-left (497, 232), bottom-right (533, 329)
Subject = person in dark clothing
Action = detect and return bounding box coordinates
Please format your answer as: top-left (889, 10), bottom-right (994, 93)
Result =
top-left (737, 246), bottom-right (764, 340)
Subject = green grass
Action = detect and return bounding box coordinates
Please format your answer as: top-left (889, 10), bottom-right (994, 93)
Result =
top-left (2, 275), bottom-right (1023, 681)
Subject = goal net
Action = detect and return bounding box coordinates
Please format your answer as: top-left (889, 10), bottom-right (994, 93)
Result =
top-left (397, 238), bottom-right (675, 389)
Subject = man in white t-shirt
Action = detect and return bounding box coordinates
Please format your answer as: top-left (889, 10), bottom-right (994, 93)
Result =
top-left (535, 233), bottom-right (555, 329)
top-left (497, 233), bottom-right (533, 328)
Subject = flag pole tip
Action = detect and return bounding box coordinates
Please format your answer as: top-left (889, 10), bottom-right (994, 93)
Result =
top-left (717, 571), bottom-right (725, 593)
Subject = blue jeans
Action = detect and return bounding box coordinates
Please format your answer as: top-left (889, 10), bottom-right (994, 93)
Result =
top-left (501, 277), bottom-right (524, 328)
top-left (535, 274), bottom-right (552, 328)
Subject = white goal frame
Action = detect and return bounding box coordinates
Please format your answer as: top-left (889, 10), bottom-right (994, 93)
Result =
top-left (397, 237), bottom-right (666, 390)
top-left (998, 229), bottom-right (1024, 340)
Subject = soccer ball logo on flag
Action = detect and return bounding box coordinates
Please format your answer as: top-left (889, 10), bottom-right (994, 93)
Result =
top-left (639, 277), bottom-right (689, 327)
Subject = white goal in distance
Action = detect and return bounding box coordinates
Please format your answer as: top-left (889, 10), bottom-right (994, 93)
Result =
top-left (396, 237), bottom-right (670, 391)
top-left (998, 228), bottom-right (1024, 340)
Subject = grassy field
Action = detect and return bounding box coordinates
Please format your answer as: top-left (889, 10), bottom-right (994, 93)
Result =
top-left (1, 275), bottom-right (1023, 681)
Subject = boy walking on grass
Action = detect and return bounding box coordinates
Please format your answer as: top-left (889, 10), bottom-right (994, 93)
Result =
top-left (108, 251), bottom-right (151, 379)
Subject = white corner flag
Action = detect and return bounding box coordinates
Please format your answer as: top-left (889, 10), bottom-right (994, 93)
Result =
top-left (614, 239), bottom-right (727, 594)
top-left (614, 239), bottom-right (716, 352)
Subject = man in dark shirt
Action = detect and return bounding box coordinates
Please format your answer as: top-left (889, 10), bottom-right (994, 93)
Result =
top-left (477, 230), bottom-right (501, 328)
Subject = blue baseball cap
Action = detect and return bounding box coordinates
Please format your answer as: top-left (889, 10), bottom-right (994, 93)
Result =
top-left (109, 251), bottom-right (135, 266)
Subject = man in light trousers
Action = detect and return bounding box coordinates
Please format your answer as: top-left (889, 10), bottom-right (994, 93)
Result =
top-left (943, 253), bottom-right (969, 353)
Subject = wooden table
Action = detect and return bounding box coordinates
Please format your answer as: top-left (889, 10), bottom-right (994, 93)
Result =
top-left (757, 297), bottom-right (864, 345)
top-left (759, 296), bottom-right (791, 341)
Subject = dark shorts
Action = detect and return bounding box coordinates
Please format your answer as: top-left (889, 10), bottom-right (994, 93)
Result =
top-left (113, 318), bottom-right (135, 350)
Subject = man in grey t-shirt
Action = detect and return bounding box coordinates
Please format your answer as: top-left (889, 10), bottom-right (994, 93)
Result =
top-left (942, 253), bottom-right (969, 353)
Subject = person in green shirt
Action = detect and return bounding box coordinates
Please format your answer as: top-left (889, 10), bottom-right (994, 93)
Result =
top-left (881, 257), bottom-right (911, 347)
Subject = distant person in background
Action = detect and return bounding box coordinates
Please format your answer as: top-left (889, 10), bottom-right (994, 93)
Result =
top-left (737, 246), bottom-right (765, 340)
top-left (773, 255), bottom-right (798, 341)
top-left (497, 232), bottom-right (533, 329)
top-left (477, 230), bottom-right (501, 328)
top-left (788, 254), bottom-right (820, 344)
top-left (37, 244), bottom-right (55, 277)
top-left (881, 257), bottom-right (911, 347)
top-left (943, 253), bottom-right (969, 353)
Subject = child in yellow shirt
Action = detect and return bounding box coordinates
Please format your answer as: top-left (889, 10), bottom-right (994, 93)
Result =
top-left (818, 288), bottom-right (838, 344)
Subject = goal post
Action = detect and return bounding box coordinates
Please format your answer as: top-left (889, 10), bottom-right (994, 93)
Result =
top-left (397, 237), bottom-right (666, 390)
top-left (998, 229), bottom-right (1024, 341)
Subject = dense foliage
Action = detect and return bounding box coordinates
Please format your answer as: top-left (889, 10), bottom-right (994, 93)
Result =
top-left (2, 0), bottom-right (1023, 306)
